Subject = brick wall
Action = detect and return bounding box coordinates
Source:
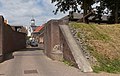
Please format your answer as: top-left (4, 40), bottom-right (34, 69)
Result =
top-left (42, 19), bottom-right (92, 72)
top-left (0, 16), bottom-right (4, 62)
top-left (44, 20), bottom-right (65, 60)
top-left (43, 19), bottom-right (78, 66)
top-left (43, 19), bottom-right (77, 64)
top-left (0, 16), bottom-right (26, 62)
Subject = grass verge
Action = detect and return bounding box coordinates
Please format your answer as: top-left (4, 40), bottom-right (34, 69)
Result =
top-left (69, 22), bottom-right (120, 73)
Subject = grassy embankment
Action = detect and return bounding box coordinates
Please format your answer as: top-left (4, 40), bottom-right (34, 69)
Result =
top-left (69, 22), bottom-right (120, 73)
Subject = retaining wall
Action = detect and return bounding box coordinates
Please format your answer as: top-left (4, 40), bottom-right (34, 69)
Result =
top-left (43, 19), bottom-right (92, 72)
top-left (44, 20), bottom-right (64, 60)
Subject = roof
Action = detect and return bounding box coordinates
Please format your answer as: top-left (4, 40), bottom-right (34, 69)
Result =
top-left (73, 13), bottom-right (83, 19)
top-left (34, 25), bottom-right (44, 32)
top-left (60, 15), bottom-right (69, 20)
top-left (60, 13), bottom-right (83, 20)
top-left (61, 12), bottom-right (108, 22)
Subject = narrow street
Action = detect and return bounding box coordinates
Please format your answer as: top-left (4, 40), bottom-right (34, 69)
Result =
top-left (0, 48), bottom-right (119, 76)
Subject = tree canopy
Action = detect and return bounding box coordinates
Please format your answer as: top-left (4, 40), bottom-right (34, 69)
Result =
top-left (100, 0), bottom-right (120, 23)
top-left (51, 0), bottom-right (120, 23)
top-left (51, 0), bottom-right (95, 14)
top-left (51, 0), bottom-right (96, 23)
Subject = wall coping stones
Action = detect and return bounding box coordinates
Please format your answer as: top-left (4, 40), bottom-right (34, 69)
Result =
top-left (59, 25), bottom-right (93, 72)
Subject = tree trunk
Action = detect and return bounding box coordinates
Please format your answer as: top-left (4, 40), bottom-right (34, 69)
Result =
top-left (83, 0), bottom-right (88, 23)
top-left (115, 1), bottom-right (118, 23)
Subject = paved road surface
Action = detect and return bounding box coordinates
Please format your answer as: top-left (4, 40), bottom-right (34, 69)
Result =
top-left (0, 48), bottom-right (119, 76)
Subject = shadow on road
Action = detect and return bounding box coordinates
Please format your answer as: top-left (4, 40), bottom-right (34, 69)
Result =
top-left (2, 53), bottom-right (14, 62)
top-left (1, 47), bottom-right (44, 63)
top-left (20, 47), bottom-right (43, 51)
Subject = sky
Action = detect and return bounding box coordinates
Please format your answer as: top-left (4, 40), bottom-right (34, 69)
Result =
top-left (0, 0), bottom-right (68, 26)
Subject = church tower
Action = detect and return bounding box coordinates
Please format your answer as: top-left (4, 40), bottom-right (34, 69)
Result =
top-left (30, 17), bottom-right (37, 31)
top-left (31, 18), bottom-right (35, 26)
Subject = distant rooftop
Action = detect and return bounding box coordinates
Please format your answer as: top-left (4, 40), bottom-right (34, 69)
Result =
top-left (34, 25), bottom-right (44, 32)
top-left (61, 12), bottom-right (108, 22)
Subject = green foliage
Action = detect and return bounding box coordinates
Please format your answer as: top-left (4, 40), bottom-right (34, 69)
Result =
top-left (93, 59), bottom-right (120, 73)
top-left (51, 0), bottom-right (81, 14)
top-left (62, 60), bottom-right (74, 66)
top-left (97, 0), bottom-right (120, 23)
top-left (88, 28), bottom-right (111, 41)
top-left (87, 44), bottom-right (120, 73)
top-left (77, 32), bottom-right (80, 38)
top-left (70, 22), bottom-right (111, 42)
top-left (51, 0), bottom-right (120, 23)
top-left (51, 0), bottom-right (95, 14)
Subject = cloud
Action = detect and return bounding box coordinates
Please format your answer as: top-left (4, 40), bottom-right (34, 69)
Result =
top-left (0, 0), bottom-right (67, 26)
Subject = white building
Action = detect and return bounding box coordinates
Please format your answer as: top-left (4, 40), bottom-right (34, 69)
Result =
top-left (26, 18), bottom-right (36, 37)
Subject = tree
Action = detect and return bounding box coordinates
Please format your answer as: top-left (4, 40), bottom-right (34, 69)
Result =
top-left (51, 0), bottom-right (80, 14)
top-left (99, 0), bottom-right (120, 23)
top-left (51, 0), bottom-right (95, 23)
top-left (52, 0), bottom-right (120, 24)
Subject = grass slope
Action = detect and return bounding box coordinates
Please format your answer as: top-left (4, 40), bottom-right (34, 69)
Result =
top-left (69, 22), bottom-right (120, 73)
